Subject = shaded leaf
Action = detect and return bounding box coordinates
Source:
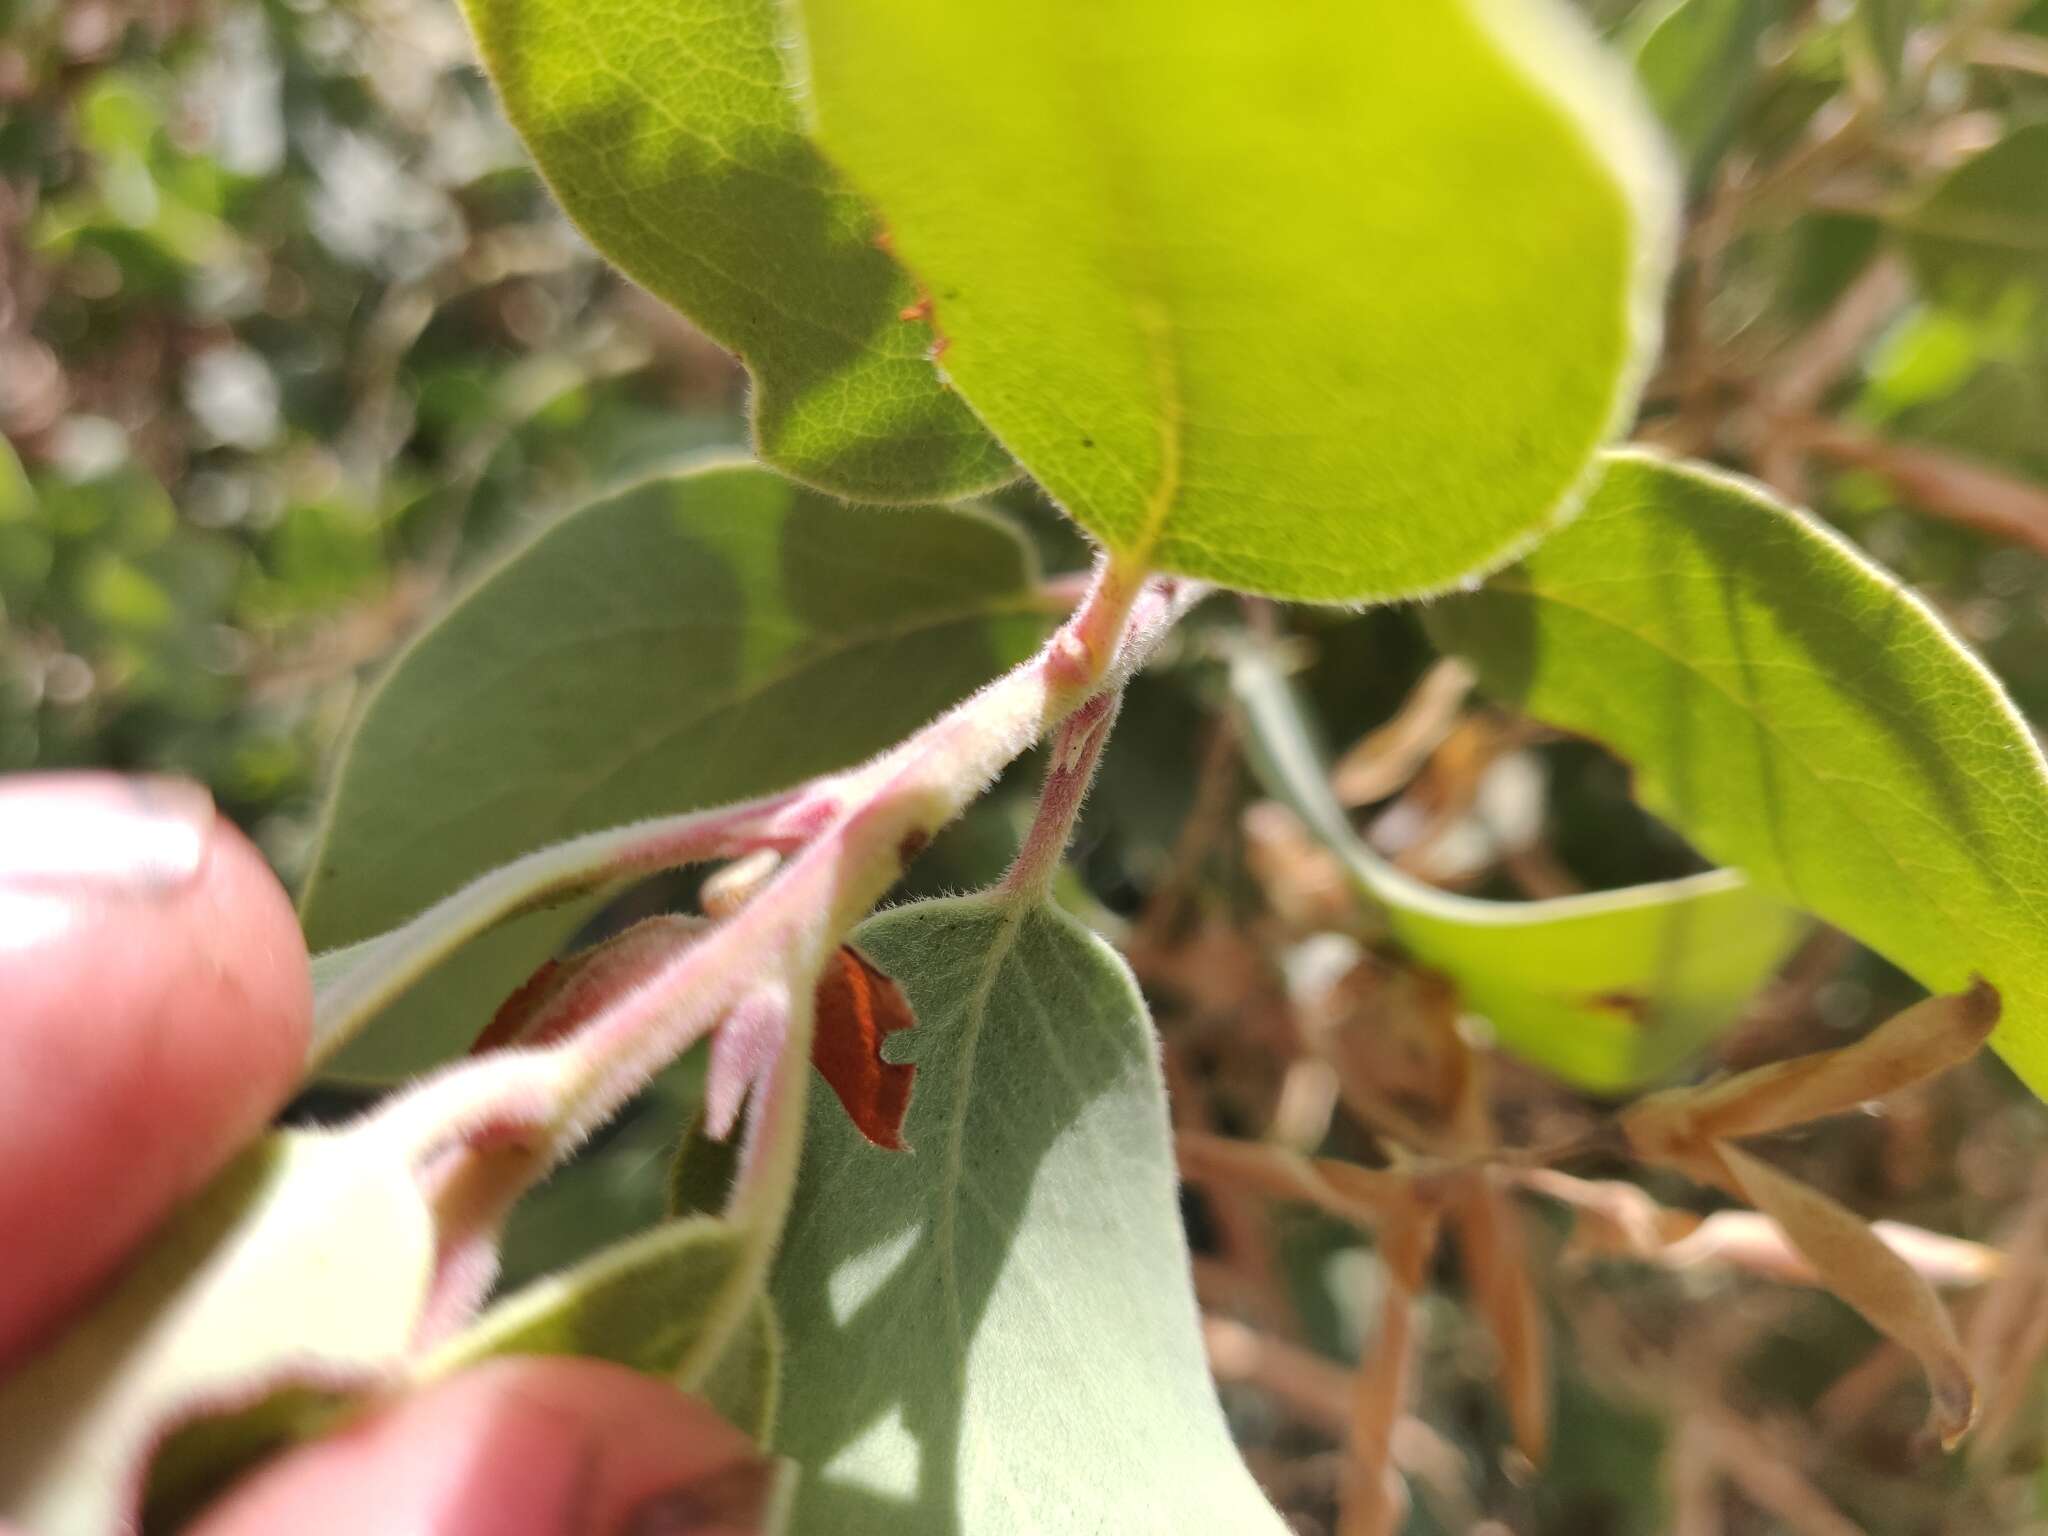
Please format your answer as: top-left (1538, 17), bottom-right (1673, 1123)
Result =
top-left (456, 0), bottom-right (1012, 500)
top-left (1626, 0), bottom-right (1773, 184)
top-left (1716, 1143), bottom-right (1976, 1447)
top-left (700, 1297), bottom-right (784, 1445)
top-left (1896, 123), bottom-right (2048, 313)
top-left (770, 895), bottom-right (1287, 1533)
top-left (425, 1215), bottom-right (761, 1407)
top-left (789, 0), bottom-right (1676, 601)
top-left (1233, 642), bottom-right (1803, 1090)
top-left (1427, 451), bottom-right (2048, 1098)
top-left (301, 464), bottom-right (1046, 1079)
top-left (0, 1134), bottom-right (434, 1536)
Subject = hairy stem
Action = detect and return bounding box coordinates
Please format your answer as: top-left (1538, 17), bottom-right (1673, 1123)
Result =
top-left (1001, 688), bottom-right (1123, 903)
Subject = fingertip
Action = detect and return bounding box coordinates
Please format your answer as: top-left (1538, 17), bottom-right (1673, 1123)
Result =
top-left (0, 774), bottom-right (312, 1363)
top-left (188, 1359), bottom-right (772, 1536)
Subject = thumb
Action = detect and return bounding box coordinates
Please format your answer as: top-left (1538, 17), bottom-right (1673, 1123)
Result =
top-left (186, 1358), bottom-right (773, 1536)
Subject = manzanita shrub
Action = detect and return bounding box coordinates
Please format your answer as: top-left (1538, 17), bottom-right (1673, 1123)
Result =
top-left (5, 0), bottom-right (2048, 1532)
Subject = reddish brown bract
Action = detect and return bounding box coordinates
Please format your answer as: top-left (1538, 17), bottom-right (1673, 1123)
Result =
top-left (811, 946), bottom-right (917, 1151)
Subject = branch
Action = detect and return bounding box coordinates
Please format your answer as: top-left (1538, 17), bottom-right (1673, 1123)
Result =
top-left (1778, 415), bottom-right (2048, 559)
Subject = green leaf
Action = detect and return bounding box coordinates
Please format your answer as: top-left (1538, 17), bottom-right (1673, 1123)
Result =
top-left (455, 0), bottom-right (1012, 501)
top-left (1426, 450), bottom-right (2048, 1098)
top-left (770, 896), bottom-right (1286, 1533)
top-left (1230, 643), bottom-right (1804, 1091)
top-left (427, 1214), bottom-right (770, 1428)
top-left (1626, 0), bottom-right (1772, 183)
top-left (1852, 0), bottom-right (1912, 90)
top-left (787, 0), bottom-right (1676, 602)
top-left (1895, 122), bottom-right (2048, 313)
top-left (700, 1297), bottom-right (783, 1445)
top-left (300, 462), bottom-right (1047, 1079)
top-left (0, 1133), bottom-right (434, 1536)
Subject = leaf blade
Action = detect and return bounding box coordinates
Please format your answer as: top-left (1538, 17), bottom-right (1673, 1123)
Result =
top-left (1427, 450), bottom-right (2048, 1098)
top-left (1232, 642), bottom-right (1804, 1090)
top-left (300, 464), bottom-right (1046, 1078)
top-left (770, 895), bottom-right (1287, 1533)
top-left (455, 0), bottom-right (1012, 500)
top-left (788, 0), bottom-right (1677, 601)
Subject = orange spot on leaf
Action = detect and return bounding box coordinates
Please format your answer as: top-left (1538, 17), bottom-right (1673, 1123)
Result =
top-left (812, 945), bottom-right (916, 1151)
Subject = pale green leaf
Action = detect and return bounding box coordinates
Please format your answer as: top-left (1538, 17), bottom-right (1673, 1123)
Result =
top-left (787, 0), bottom-right (1676, 602)
top-left (1426, 451), bottom-right (2048, 1098)
top-left (456, 0), bottom-right (1011, 501)
top-left (426, 1213), bottom-right (775, 1437)
top-left (1895, 123), bottom-right (2048, 312)
top-left (0, 1134), bottom-right (434, 1536)
top-left (300, 462), bottom-right (1046, 1079)
top-left (1231, 642), bottom-right (1804, 1090)
top-left (770, 896), bottom-right (1286, 1534)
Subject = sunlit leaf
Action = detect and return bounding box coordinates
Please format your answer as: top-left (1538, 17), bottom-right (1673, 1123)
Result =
top-left (1232, 642), bottom-right (1804, 1091)
top-left (770, 895), bottom-right (1287, 1533)
top-left (301, 463), bottom-right (1046, 1079)
top-left (456, 0), bottom-right (1013, 500)
top-left (1428, 451), bottom-right (2048, 1099)
top-left (0, 1134), bottom-right (434, 1536)
top-left (788, 0), bottom-right (1675, 601)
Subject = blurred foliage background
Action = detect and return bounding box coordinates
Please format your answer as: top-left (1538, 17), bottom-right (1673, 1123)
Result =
top-left (6, 0), bottom-right (2048, 1531)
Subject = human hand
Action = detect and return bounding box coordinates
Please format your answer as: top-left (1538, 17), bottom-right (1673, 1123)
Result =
top-left (0, 773), bottom-right (767, 1536)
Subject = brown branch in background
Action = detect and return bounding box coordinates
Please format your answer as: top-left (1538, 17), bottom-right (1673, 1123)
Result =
top-left (1512, 1168), bottom-right (2001, 1289)
top-left (1968, 29), bottom-right (2048, 76)
top-left (1780, 416), bottom-right (2048, 559)
top-left (1202, 1317), bottom-right (1479, 1529)
top-left (1669, 1422), bottom-right (1725, 1536)
top-left (1339, 1201), bottom-right (1441, 1536)
top-left (1130, 712), bottom-right (1242, 950)
top-left (1701, 1412), bottom-right (1868, 1536)
top-left (1752, 256), bottom-right (1912, 502)
top-left (1965, 1169), bottom-right (2048, 1458)
top-left (1177, 1131), bottom-right (1408, 1229)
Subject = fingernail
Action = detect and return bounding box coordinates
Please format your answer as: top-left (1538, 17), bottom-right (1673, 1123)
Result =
top-left (0, 773), bottom-right (216, 892)
top-left (614, 1458), bottom-right (778, 1535)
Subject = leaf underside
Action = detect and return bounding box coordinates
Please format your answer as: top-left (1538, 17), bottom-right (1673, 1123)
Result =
top-left (456, 0), bottom-right (1013, 501)
top-left (1428, 450), bottom-right (2048, 1099)
top-left (790, 0), bottom-right (1676, 601)
top-left (770, 895), bottom-right (1287, 1534)
top-left (300, 464), bottom-right (1045, 1079)
top-left (1233, 643), bottom-right (1804, 1090)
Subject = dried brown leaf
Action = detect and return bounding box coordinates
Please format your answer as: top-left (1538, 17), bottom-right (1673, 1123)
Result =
top-left (1332, 658), bottom-right (1476, 806)
top-left (1453, 1173), bottom-right (1549, 1465)
top-left (1176, 1132), bottom-right (1408, 1227)
top-left (1624, 980), bottom-right (1998, 1159)
top-left (1718, 1142), bottom-right (1976, 1448)
top-left (1339, 1202), bottom-right (1440, 1536)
